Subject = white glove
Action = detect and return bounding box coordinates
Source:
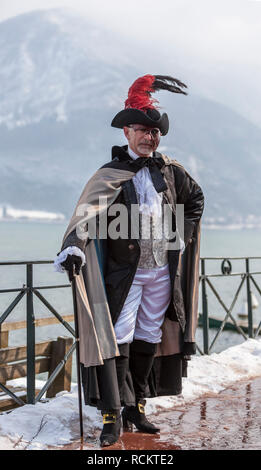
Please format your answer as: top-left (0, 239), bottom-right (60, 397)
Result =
top-left (53, 246), bottom-right (86, 273)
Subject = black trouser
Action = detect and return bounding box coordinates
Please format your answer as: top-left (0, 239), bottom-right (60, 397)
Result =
top-left (98, 343), bottom-right (133, 412)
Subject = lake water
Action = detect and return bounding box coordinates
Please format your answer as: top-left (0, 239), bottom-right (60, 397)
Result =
top-left (0, 220), bottom-right (261, 380)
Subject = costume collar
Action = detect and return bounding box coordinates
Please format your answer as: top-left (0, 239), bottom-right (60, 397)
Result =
top-left (111, 145), bottom-right (164, 165)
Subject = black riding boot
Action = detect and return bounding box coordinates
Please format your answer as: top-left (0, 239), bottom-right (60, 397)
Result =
top-left (122, 339), bottom-right (160, 434)
top-left (100, 343), bottom-right (130, 447)
top-left (115, 343), bottom-right (130, 402)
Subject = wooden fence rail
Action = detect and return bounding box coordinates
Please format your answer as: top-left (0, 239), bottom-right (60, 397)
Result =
top-left (0, 315), bottom-right (74, 411)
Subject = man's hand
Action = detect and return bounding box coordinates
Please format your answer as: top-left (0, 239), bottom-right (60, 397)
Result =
top-left (61, 254), bottom-right (83, 282)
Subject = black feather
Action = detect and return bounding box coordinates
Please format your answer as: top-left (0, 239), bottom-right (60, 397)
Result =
top-left (153, 75), bottom-right (188, 95)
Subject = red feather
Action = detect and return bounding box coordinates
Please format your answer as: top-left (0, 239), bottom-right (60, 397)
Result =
top-left (124, 74), bottom-right (159, 111)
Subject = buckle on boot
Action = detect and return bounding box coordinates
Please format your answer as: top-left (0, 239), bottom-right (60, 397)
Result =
top-left (138, 403), bottom-right (145, 414)
top-left (103, 413), bottom-right (117, 424)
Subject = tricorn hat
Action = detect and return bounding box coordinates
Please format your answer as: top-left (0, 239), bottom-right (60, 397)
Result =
top-left (111, 74), bottom-right (187, 136)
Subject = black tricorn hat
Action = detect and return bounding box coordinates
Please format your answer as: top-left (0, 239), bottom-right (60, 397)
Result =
top-left (111, 74), bottom-right (187, 136)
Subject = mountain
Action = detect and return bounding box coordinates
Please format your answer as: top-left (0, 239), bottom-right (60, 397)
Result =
top-left (0, 9), bottom-right (260, 227)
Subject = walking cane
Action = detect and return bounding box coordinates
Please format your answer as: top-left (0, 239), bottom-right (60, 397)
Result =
top-left (71, 275), bottom-right (84, 443)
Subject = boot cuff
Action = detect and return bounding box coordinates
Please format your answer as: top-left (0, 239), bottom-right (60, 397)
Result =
top-left (131, 339), bottom-right (157, 355)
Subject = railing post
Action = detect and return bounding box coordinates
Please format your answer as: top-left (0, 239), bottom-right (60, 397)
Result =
top-left (246, 258), bottom-right (254, 338)
top-left (201, 258), bottom-right (209, 354)
top-left (26, 263), bottom-right (35, 404)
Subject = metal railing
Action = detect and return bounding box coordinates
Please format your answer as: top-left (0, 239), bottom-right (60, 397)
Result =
top-left (0, 260), bottom-right (75, 406)
top-left (199, 256), bottom-right (261, 355)
top-left (1, 256), bottom-right (261, 407)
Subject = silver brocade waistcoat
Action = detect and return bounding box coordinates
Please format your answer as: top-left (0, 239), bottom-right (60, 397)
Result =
top-left (137, 198), bottom-right (170, 269)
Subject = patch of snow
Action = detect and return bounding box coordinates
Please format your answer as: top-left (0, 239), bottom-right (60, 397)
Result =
top-left (148, 338), bottom-right (261, 413)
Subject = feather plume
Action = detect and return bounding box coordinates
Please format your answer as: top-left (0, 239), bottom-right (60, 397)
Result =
top-left (153, 75), bottom-right (188, 95)
top-left (124, 74), bottom-right (159, 110)
top-left (124, 74), bottom-right (188, 111)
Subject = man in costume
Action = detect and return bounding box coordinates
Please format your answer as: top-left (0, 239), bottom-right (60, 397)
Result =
top-left (54, 74), bottom-right (204, 447)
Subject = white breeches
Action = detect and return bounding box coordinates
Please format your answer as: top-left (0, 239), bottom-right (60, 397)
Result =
top-left (114, 263), bottom-right (171, 344)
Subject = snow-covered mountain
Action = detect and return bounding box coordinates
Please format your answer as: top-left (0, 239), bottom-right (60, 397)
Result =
top-left (0, 9), bottom-right (260, 225)
top-left (0, 9), bottom-right (134, 129)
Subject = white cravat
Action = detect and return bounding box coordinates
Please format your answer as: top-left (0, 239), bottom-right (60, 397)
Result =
top-left (128, 146), bottom-right (185, 253)
top-left (128, 146), bottom-right (163, 216)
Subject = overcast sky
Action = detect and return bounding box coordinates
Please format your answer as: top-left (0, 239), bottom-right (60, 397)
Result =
top-left (0, 0), bottom-right (261, 127)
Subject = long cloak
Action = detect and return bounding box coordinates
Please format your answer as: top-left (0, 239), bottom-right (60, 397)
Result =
top-left (62, 152), bottom-right (202, 407)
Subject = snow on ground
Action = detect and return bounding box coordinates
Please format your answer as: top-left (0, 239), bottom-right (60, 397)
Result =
top-left (1, 338), bottom-right (261, 450)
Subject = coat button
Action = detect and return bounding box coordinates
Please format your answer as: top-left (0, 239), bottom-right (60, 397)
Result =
top-left (128, 244), bottom-right (135, 250)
